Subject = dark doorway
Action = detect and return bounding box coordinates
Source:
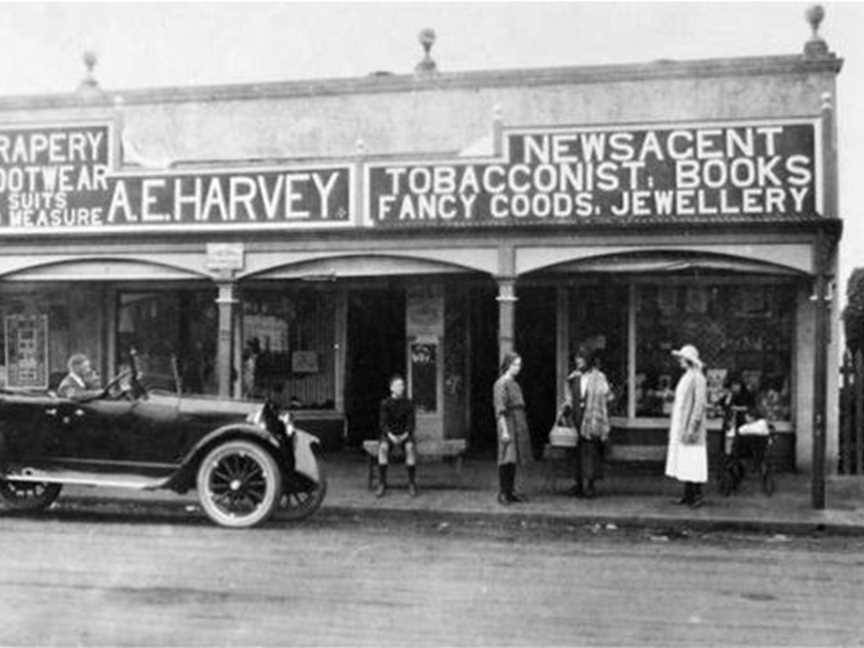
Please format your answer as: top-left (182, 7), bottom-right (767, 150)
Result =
top-left (516, 286), bottom-right (557, 459)
top-left (468, 284), bottom-right (499, 454)
top-left (345, 286), bottom-right (406, 445)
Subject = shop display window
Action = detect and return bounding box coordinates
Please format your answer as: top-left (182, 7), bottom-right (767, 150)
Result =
top-left (635, 283), bottom-right (794, 421)
top-left (116, 290), bottom-right (218, 394)
top-left (241, 288), bottom-right (336, 410)
top-left (568, 283), bottom-right (628, 417)
top-left (0, 286), bottom-right (102, 391)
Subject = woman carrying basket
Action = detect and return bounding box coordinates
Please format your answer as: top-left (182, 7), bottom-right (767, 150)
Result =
top-left (565, 352), bottom-right (612, 498)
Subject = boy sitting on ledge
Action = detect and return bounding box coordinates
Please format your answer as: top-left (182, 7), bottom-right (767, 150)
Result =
top-left (376, 374), bottom-right (417, 498)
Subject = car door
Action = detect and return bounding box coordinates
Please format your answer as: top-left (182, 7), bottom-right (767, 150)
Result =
top-left (124, 392), bottom-right (187, 467)
top-left (44, 398), bottom-right (137, 468)
top-left (0, 394), bottom-right (67, 466)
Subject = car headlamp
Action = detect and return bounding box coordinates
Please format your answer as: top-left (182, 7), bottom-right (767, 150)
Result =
top-left (246, 406), bottom-right (294, 437)
top-left (246, 408), bottom-right (264, 426)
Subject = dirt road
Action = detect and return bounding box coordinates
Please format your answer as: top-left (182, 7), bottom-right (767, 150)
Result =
top-left (1, 509), bottom-right (862, 646)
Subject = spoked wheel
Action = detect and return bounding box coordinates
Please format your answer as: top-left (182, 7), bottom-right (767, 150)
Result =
top-left (197, 440), bottom-right (282, 528)
top-left (0, 481), bottom-right (62, 512)
top-left (279, 465), bottom-right (327, 522)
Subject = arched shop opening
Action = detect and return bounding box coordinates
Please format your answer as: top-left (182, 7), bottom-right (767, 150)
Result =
top-left (0, 257), bottom-right (214, 394)
top-left (517, 250), bottom-right (810, 470)
top-left (239, 254), bottom-right (498, 450)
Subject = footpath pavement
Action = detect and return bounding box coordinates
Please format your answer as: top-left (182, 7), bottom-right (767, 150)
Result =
top-left (53, 449), bottom-right (864, 535)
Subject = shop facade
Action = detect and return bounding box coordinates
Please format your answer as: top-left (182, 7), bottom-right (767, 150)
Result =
top-left (0, 25), bottom-right (842, 472)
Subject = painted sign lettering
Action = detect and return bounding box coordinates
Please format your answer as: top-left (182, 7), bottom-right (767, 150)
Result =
top-left (366, 120), bottom-right (820, 225)
top-left (0, 123), bottom-right (352, 232)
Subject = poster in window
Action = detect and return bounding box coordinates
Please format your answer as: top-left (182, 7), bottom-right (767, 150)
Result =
top-left (291, 350), bottom-right (319, 374)
top-left (5, 314), bottom-right (49, 389)
top-left (409, 340), bottom-right (437, 413)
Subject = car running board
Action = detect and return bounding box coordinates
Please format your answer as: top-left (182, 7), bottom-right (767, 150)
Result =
top-left (4, 468), bottom-right (168, 490)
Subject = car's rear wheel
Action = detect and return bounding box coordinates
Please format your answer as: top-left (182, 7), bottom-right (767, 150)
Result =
top-left (279, 464), bottom-right (327, 521)
top-left (0, 481), bottom-right (62, 512)
top-left (196, 440), bottom-right (282, 528)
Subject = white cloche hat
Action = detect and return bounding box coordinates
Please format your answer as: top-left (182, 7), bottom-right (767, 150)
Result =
top-left (671, 344), bottom-right (703, 368)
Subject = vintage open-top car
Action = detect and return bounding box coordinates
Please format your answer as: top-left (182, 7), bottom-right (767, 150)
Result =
top-left (0, 364), bottom-right (326, 528)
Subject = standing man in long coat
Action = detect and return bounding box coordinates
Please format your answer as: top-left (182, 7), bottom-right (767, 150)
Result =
top-left (665, 344), bottom-right (708, 508)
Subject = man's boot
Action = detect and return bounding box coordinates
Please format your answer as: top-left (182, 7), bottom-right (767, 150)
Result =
top-left (375, 464), bottom-right (388, 498)
top-left (506, 464), bottom-right (525, 503)
top-left (407, 465), bottom-right (418, 497)
top-left (497, 465), bottom-right (509, 505)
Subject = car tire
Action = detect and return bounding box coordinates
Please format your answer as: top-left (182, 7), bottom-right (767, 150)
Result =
top-left (196, 440), bottom-right (282, 528)
top-left (0, 481), bottom-right (62, 512)
top-left (279, 463), bottom-right (327, 522)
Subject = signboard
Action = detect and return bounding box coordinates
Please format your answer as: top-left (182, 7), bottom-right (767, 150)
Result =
top-left (405, 284), bottom-right (444, 337)
top-left (367, 119), bottom-right (821, 226)
top-left (0, 122), bottom-right (353, 233)
top-left (0, 124), bottom-right (110, 230)
top-left (4, 314), bottom-right (49, 389)
top-left (206, 243), bottom-right (245, 272)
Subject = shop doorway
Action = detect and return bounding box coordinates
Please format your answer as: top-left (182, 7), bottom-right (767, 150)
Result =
top-left (516, 286), bottom-right (557, 459)
top-left (345, 287), bottom-right (406, 445)
top-left (467, 285), bottom-right (499, 453)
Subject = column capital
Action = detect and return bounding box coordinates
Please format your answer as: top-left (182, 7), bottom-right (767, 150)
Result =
top-left (495, 278), bottom-right (518, 303)
top-left (214, 279), bottom-right (239, 305)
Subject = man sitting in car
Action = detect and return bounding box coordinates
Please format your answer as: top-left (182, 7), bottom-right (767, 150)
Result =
top-left (57, 353), bottom-right (103, 400)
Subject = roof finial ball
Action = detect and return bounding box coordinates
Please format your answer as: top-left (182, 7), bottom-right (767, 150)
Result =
top-left (804, 5), bottom-right (829, 58)
top-left (77, 49), bottom-right (101, 94)
top-left (415, 28), bottom-right (437, 74)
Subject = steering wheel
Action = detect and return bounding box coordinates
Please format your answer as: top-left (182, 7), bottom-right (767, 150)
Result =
top-left (102, 368), bottom-right (136, 400)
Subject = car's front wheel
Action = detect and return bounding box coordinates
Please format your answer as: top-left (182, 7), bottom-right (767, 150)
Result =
top-left (0, 481), bottom-right (62, 512)
top-left (196, 440), bottom-right (282, 528)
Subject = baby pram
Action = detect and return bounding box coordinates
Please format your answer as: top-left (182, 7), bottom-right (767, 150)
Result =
top-left (718, 414), bottom-right (776, 496)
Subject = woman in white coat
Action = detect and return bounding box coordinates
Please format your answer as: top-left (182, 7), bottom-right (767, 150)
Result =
top-left (665, 344), bottom-right (708, 508)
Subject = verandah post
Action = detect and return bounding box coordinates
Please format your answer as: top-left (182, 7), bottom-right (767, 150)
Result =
top-left (496, 244), bottom-right (517, 362)
top-left (496, 278), bottom-right (517, 361)
top-left (215, 278), bottom-right (238, 398)
top-left (811, 90), bottom-right (837, 508)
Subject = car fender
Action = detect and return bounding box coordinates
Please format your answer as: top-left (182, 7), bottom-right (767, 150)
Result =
top-left (168, 423), bottom-right (282, 492)
top-left (293, 428), bottom-right (321, 484)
